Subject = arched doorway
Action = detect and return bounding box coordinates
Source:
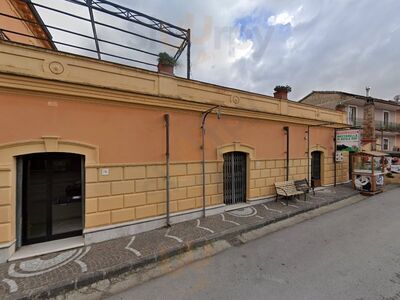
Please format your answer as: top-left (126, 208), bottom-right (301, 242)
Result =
top-left (311, 151), bottom-right (323, 187)
top-left (223, 152), bottom-right (247, 205)
top-left (19, 152), bottom-right (84, 245)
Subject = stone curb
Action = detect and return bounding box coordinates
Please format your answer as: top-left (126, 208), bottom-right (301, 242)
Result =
top-left (7, 190), bottom-right (364, 300)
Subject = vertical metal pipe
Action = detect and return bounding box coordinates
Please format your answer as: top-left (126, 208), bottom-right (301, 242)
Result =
top-left (187, 29), bottom-right (191, 79)
top-left (164, 114), bottom-right (171, 226)
top-left (334, 128), bottom-right (337, 187)
top-left (200, 106), bottom-right (220, 217)
top-left (307, 126), bottom-right (310, 183)
top-left (87, 0), bottom-right (101, 60)
top-left (201, 125), bottom-right (206, 217)
top-left (284, 127), bottom-right (289, 181)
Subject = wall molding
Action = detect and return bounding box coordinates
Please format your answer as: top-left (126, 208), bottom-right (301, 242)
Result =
top-left (0, 137), bottom-right (99, 165)
top-left (217, 142), bottom-right (255, 160)
top-left (0, 41), bottom-right (347, 127)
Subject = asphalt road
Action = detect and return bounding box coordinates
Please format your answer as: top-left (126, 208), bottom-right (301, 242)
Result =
top-left (108, 187), bottom-right (400, 300)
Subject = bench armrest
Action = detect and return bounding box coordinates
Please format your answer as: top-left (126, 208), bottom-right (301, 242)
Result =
top-left (275, 186), bottom-right (288, 196)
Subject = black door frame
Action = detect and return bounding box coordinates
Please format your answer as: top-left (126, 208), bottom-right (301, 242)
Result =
top-left (20, 152), bottom-right (85, 246)
top-left (311, 151), bottom-right (322, 187)
top-left (223, 152), bottom-right (247, 205)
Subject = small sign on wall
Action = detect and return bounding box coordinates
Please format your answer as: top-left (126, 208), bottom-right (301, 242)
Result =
top-left (101, 168), bottom-right (110, 176)
top-left (335, 151), bottom-right (344, 162)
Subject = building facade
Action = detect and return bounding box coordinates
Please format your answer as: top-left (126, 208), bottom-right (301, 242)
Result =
top-left (0, 0), bottom-right (54, 49)
top-left (301, 91), bottom-right (400, 152)
top-left (0, 5), bottom-right (349, 262)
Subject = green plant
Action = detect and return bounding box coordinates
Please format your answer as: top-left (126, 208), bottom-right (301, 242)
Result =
top-left (274, 85), bottom-right (292, 93)
top-left (158, 52), bottom-right (177, 66)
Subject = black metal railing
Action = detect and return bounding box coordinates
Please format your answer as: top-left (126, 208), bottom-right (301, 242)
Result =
top-left (348, 118), bottom-right (400, 132)
top-left (348, 118), bottom-right (363, 128)
top-left (375, 121), bottom-right (400, 132)
top-left (0, 0), bottom-right (191, 78)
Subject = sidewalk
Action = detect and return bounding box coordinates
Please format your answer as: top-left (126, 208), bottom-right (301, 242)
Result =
top-left (0, 184), bottom-right (361, 299)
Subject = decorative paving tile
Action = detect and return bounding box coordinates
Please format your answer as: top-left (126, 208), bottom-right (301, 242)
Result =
top-left (0, 184), bottom-right (358, 299)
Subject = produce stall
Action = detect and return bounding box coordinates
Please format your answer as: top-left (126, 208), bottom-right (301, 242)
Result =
top-left (352, 151), bottom-right (388, 195)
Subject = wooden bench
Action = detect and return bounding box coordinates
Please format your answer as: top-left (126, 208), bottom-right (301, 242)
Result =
top-left (274, 180), bottom-right (304, 206)
top-left (294, 179), bottom-right (315, 201)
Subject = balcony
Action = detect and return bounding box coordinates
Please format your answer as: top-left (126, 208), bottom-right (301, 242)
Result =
top-left (348, 118), bottom-right (400, 132)
top-left (375, 121), bottom-right (400, 132)
top-left (348, 118), bottom-right (363, 128)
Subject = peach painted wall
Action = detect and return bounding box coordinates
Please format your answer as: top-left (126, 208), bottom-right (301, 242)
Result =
top-left (0, 0), bottom-right (50, 48)
top-left (309, 126), bottom-right (335, 155)
top-left (0, 92), bottom-right (335, 163)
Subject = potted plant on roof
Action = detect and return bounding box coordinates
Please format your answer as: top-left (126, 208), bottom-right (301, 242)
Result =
top-left (157, 52), bottom-right (177, 76)
top-left (274, 85), bottom-right (292, 100)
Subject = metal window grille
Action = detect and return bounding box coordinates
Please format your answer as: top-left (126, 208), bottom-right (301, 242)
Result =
top-left (223, 152), bottom-right (246, 205)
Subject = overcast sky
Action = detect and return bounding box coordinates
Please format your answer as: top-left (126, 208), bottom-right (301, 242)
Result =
top-left (35, 0), bottom-right (400, 101)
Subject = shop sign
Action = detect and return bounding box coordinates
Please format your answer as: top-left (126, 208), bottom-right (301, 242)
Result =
top-left (336, 130), bottom-right (360, 152)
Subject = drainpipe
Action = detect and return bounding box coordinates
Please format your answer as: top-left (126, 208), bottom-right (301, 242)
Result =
top-left (307, 126), bottom-right (310, 183)
top-left (164, 114), bottom-right (171, 226)
top-left (200, 106), bottom-right (221, 218)
top-left (284, 126), bottom-right (290, 181)
top-left (334, 128), bottom-right (337, 187)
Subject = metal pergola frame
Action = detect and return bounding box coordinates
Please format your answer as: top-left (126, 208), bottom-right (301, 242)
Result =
top-left (0, 0), bottom-right (191, 78)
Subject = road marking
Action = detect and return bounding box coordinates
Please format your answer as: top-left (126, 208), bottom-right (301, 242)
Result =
top-left (221, 214), bottom-right (240, 226)
top-left (196, 219), bottom-right (214, 233)
top-left (262, 204), bottom-right (282, 214)
top-left (125, 236), bottom-right (142, 257)
top-left (255, 215), bottom-right (264, 219)
top-left (2, 279), bottom-right (17, 293)
top-left (165, 228), bottom-right (183, 243)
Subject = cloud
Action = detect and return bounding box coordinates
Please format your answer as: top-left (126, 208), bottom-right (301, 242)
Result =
top-left (268, 12), bottom-right (294, 26)
top-left (32, 0), bottom-right (400, 101)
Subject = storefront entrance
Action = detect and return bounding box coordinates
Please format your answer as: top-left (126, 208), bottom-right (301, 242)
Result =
top-left (20, 153), bottom-right (84, 246)
top-left (349, 152), bottom-right (355, 180)
top-left (223, 152), bottom-right (247, 205)
top-left (311, 151), bottom-right (322, 187)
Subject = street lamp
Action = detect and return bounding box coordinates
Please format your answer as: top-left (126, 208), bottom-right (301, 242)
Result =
top-left (201, 105), bottom-right (221, 218)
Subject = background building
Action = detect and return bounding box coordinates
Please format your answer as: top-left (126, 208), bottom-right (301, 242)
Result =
top-left (301, 91), bottom-right (400, 152)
